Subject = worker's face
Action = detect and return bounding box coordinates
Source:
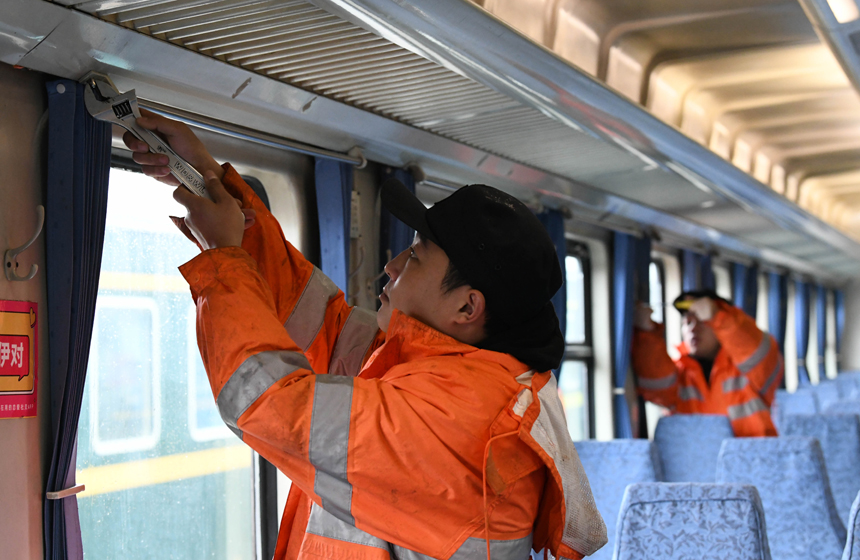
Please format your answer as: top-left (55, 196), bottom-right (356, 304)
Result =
top-left (377, 235), bottom-right (460, 333)
top-left (681, 311), bottom-right (721, 360)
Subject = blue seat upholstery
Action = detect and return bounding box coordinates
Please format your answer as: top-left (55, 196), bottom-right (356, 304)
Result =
top-left (826, 400), bottom-right (860, 416)
top-left (838, 373), bottom-right (860, 400)
top-left (843, 491), bottom-right (860, 560)
top-left (574, 440), bottom-right (663, 560)
top-left (654, 414), bottom-right (734, 483)
top-left (782, 414), bottom-right (860, 527)
top-left (814, 380), bottom-right (841, 414)
top-left (614, 483), bottom-right (771, 560)
top-left (716, 437), bottom-right (846, 560)
top-left (773, 388), bottom-right (817, 431)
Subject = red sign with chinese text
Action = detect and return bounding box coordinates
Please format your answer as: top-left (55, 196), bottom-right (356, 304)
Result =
top-left (0, 301), bottom-right (37, 419)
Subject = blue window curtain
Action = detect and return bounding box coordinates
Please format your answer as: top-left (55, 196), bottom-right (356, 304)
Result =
top-left (768, 272), bottom-right (788, 355)
top-left (732, 263), bottom-right (758, 318)
top-left (314, 158), bottom-right (353, 294)
top-left (612, 232), bottom-right (651, 438)
top-left (378, 166), bottom-right (416, 270)
top-left (795, 280), bottom-right (811, 386)
top-left (43, 79), bottom-right (111, 560)
top-left (836, 290), bottom-right (845, 371)
top-left (816, 285), bottom-right (826, 381)
top-left (537, 210), bottom-right (567, 370)
top-left (682, 249), bottom-right (715, 291)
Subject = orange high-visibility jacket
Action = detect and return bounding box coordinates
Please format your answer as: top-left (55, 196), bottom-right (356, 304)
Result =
top-left (631, 301), bottom-right (783, 437)
top-left (177, 166), bottom-right (606, 560)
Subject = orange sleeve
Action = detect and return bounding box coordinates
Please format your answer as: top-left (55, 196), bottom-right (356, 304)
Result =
top-left (709, 302), bottom-right (783, 404)
top-left (631, 324), bottom-right (679, 409)
top-left (214, 165), bottom-right (384, 376)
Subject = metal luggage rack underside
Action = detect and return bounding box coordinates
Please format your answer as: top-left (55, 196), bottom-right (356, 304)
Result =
top-left (38, 0), bottom-right (860, 279)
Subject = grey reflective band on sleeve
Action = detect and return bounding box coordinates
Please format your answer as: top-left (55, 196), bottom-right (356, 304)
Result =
top-left (285, 267), bottom-right (340, 351)
top-left (636, 372), bottom-right (677, 390)
top-left (728, 397), bottom-right (768, 420)
top-left (216, 351), bottom-right (311, 440)
top-left (329, 307), bottom-right (379, 377)
top-left (306, 503), bottom-right (389, 550)
top-left (309, 375), bottom-right (355, 525)
top-left (679, 386), bottom-right (704, 401)
top-left (759, 358), bottom-right (783, 398)
top-left (722, 376), bottom-right (749, 392)
top-left (737, 336), bottom-right (772, 374)
top-left (391, 535), bottom-right (533, 560)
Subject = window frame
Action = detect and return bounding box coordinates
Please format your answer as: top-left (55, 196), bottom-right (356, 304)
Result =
top-left (90, 294), bottom-right (162, 456)
top-left (561, 240), bottom-right (595, 439)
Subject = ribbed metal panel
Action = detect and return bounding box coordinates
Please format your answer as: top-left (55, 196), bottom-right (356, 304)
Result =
top-left (72, 0), bottom-right (644, 180)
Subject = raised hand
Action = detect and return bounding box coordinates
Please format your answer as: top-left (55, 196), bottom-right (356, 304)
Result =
top-left (172, 171), bottom-right (246, 251)
top-left (122, 108), bottom-right (223, 186)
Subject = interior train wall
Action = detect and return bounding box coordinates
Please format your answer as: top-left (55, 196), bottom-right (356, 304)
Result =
top-left (0, 61), bottom-right (50, 559)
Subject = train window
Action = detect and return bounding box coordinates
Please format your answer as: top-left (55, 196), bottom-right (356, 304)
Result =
top-left (558, 244), bottom-right (593, 440)
top-left (90, 296), bottom-right (160, 455)
top-left (649, 260), bottom-right (665, 325)
top-left (76, 167), bottom-right (255, 559)
top-left (187, 305), bottom-right (233, 441)
top-left (713, 263), bottom-right (732, 300)
top-left (565, 254), bottom-right (587, 344)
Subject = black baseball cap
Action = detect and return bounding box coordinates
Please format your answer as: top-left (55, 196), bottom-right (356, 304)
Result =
top-left (381, 178), bottom-right (564, 371)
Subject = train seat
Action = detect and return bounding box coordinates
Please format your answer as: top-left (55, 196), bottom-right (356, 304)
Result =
top-left (838, 373), bottom-right (860, 400)
top-left (813, 379), bottom-right (842, 413)
top-left (654, 414), bottom-right (734, 483)
top-left (781, 414), bottom-right (860, 526)
top-left (573, 440), bottom-right (664, 560)
top-left (614, 482), bottom-right (771, 560)
top-left (844, 491), bottom-right (860, 560)
top-left (716, 437), bottom-right (846, 560)
top-left (825, 400), bottom-right (860, 416)
top-left (773, 387), bottom-right (817, 430)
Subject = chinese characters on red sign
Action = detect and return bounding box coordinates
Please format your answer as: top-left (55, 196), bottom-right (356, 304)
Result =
top-left (0, 301), bottom-right (37, 419)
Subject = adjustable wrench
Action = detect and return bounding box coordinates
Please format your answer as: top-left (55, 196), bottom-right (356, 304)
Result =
top-left (83, 74), bottom-right (212, 200)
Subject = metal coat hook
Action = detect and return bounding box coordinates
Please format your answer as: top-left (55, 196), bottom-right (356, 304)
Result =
top-left (5, 205), bottom-right (45, 282)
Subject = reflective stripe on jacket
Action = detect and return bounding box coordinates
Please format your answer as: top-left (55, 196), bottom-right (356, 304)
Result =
top-left (178, 166), bottom-right (606, 560)
top-left (631, 301), bottom-right (783, 437)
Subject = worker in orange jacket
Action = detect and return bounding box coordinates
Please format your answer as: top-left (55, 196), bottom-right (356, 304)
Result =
top-left (632, 290), bottom-right (783, 437)
top-left (123, 112), bottom-right (606, 559)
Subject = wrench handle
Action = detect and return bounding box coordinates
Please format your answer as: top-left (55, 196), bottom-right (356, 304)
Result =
top-left (125, 121), bottom-right (212, 200)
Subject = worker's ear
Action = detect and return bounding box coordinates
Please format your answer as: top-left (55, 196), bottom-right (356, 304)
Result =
top-left (454, 289), bottom-right (486, 326)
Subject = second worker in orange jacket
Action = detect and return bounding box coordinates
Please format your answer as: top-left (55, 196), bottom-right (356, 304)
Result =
top-left (632, 290), bottom-right (783, 437)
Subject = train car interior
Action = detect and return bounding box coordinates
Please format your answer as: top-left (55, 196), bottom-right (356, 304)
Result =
top-left (2, 0), bottom-right (860, 558)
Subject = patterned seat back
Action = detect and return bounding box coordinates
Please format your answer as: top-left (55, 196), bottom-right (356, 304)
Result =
top-left (573, 440), bottom-right (663, 560)
top-left (814, 380), bottom-right (841, 414)
top-left (825, 400), bottom-right (860, 416)
top-left (773, 388), bottom-right (817, 431)
top-left (614, 483), bottom-right (771, 560)
top-left (837, 372), bottom-right (860, 400)
top-left (716, 437), bottom-right (846, 560)
top-left (782, 414), bottom-right (860, 527)
top-left (843, 491), bottom-right (860, 560)
top-left (654, 414), bottom-right (734, 482)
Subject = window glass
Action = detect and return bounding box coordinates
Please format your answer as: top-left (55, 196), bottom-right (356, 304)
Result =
top-left (91, 297), bottom-right (159, 455)
top-left (565, 256), bottom-right (586, 344)
top-left (558, 360), bottom-right (589, 441)
top-left (76, 168), bottom-right (254, 560)
top-left (649, 261), bottom-right (664, 325)
top-left (188, 305), bottom-right (234, 441)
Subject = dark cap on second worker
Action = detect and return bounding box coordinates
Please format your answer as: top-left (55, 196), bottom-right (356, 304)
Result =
top-left (380, 177), bottom-right (562, 327)
top-left (672, 289), bottom-right (729, 313)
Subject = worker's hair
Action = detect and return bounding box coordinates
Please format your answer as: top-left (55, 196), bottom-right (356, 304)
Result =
top-left (440, 260), bottom-right (503, 338)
